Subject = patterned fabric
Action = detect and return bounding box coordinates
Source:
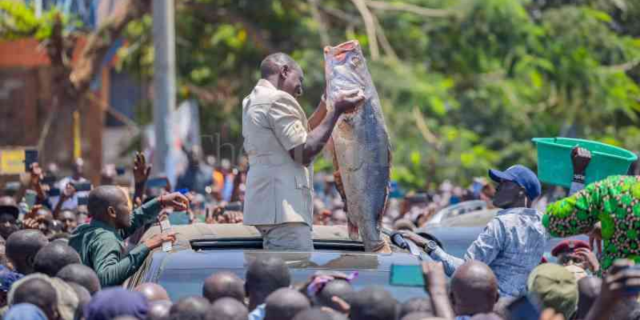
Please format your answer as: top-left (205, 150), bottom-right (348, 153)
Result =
top-left (543, 175), bottom-right (640, 273)
top-left (430, 207), bottom-right (547, 298)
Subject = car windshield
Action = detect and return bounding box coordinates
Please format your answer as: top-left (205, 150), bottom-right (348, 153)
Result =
top-left (157, 267), bottom-right (427, 302)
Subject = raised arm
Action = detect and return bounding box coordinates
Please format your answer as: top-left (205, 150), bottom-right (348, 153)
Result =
top-left (287, 90), bottom-right (364, 166)
top-left (542, 177), bottom-right (614, 238)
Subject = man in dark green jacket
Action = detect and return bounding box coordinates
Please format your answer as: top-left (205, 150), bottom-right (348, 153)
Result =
top-left (69, 186), bottom-right (188, 287)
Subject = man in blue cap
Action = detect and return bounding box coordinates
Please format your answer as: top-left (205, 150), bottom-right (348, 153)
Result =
top-left (403, 165), bottom-right (546, 298)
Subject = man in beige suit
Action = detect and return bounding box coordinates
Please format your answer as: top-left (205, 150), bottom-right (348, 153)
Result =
top-left (242, 53), bottom-right (363, 251)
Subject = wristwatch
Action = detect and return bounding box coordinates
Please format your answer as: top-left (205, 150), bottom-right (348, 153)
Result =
top-left (423, 240), bottom-right (439, 254)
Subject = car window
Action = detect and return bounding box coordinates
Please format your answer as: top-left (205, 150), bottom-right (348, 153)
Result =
top-left (157, 267), bottom-right (427, 302)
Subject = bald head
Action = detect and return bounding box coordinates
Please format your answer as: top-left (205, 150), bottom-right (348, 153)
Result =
top-left (6, 230), bottom-right (48, 275)
top-left (245, 256), bottom-right (290, 309)
top-left (576, 277), bottom-right (602, 320)
top-left (170, 296), bottom-right (210, 320)
top-left (349, 286), bottom-right (397, 320)
top-left (148, 300), bottom-right (172, 320)
top-left (264, 288), bottom-right (310, 320)
top-left (292, 308), bottom-right (337, 320)
top-left (205, 297), bottom-right (248, 320)
top-left (12, 277), bottom-right (58, 320)
top-left (88, 185), bottom-right (127, 219)
top-left (313, 280), bottom-right (353, 312)
top-left (203, 272), bottom-right (245, 303)
top-left (56, 263), bottom-right (101, 295)
top-left (33, 242), bottom-right (80, 276)
top-left (135, 282), bottom-right (170, 302)
top-left (260, 53), bottom-right (299, 79)
top-left (451, 261), bottom-right (498, 316)
top-left (400, 297), bottom-right (433, 318)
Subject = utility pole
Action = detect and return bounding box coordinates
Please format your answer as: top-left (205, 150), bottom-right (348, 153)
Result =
top-left (152, 0), bottom-right (176, 184)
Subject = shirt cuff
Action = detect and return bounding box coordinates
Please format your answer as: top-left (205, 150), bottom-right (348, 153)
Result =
top-left (569, 182), bottom-right (585, 196)
top-left (130, 243), bottom-right (152, 267)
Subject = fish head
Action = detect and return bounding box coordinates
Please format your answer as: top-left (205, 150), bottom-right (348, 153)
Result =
top-left (324, 41), bottom-right (369, 117)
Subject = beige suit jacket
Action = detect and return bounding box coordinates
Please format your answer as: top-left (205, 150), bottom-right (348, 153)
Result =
top-left (242, 79), bottom-right (314, 226)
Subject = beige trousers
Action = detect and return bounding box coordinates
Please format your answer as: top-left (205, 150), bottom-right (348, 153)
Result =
top-left (256, 222), bottom-right (313, 251)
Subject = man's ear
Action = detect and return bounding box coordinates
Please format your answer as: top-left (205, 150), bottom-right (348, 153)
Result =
top-left (280, 65), bottom-right (290, 79)
top-left (107, 206), bottom-right (117, 219)
top-left (26, 255), bottom-right (36, 267)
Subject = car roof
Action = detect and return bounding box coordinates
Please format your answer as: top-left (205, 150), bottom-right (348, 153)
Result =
top-left (140, 223), bottom-right (357, 246)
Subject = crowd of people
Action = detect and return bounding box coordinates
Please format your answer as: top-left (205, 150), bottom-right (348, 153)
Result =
top-left (0, 52), bottom-right (639, 319)
top-left (0, 143), bottom-right (636, 320)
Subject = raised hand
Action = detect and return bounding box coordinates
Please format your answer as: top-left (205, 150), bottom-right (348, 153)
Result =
top-left (159, 193), bottom-right (189, 211)
top-left (133, 152), bottom-right (152, 185)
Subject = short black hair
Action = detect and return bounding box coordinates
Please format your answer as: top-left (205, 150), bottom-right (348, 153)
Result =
top-left (264, 288), bottom-right (310, 320)
top-left (205, 297), bottom-right (248, 320)
top-left (12, 277), bottom-right (58, 317)
top-left (6, 230), bottom-right (48, 274)
top-left (260, 53), bottom-right (298, 79)
top-left (88, 186), bottom-right (126, 219)
top-left (33, 242), bottom-right (81, 277)
top-left (292, 308), bottom-right (336, 320)
top-left (245, 256), bottom-right (291, 305)
top-left (202, 271), bottom-right (245, 303)
top-left (314, 280), bottom-right (353, 311)
top-left (170, 296), bottom-right (210, 320)
top-left (349, 286), bottom-right (397, 320)
top-left (399, 298), bottom-right (433, 318)
top-left (56, 263), bottom-right (101, 295)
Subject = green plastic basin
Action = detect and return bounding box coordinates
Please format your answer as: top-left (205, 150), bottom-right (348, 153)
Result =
top-left (532, 137), bottom-right (638, 188)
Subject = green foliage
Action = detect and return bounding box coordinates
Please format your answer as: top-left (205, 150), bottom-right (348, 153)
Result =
top-left (0, 0), bottom-right (79, 40)
top-left (8, 0), bottom-right (638, 190)
top-left (113, 0), bottom-right (640, 190)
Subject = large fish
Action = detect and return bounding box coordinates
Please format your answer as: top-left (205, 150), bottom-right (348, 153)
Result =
top-left (324, 40), bottom-right (392, 253)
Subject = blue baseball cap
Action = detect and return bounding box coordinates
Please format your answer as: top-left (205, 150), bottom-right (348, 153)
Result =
top-left (489, 165), bottom-right (541, 201)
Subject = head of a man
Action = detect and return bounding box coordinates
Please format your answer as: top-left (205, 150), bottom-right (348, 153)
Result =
top-left (349, 286), bottom-right (397, 320)
top-left (450, 261), bottom-right (499, 316)
top-left (399, 297), bottom-right (433, 319)
top-left (69, 282), bottom-right (91, 320)
top-left (84, 288), bottom-right (148, 320)
top-left (6, 229), bottom-right (49, 275)
top-left (169, 296), bottom-right (210, 320)
top-left (260, 53), bottom-right (304, 98)
top-left (205, 297), bottom-right (248, 320)
top-left (148, 300), bottom-right (172, 320)
top-left (58, 210), bottom-right (78, 233)
top-left (245, 256), bottom-right (291, 310)
top-left (264, 288), bottom-right (310, 320)
top-left (88, 186), bottom-right (132, 229)
top-left (312, 279), bottom-right (353, 313)
top-left (552, 240), bottom-right (591, 268)
top-left (56, 263), bottom-right (101, 295)
top-left (135, 282), bottom-right (170, 302)
top-left (292, 308), bottom-right (339, 320)
top-left (202, 271), bottom-right (245, 304)
top-left (12, 277), bottom-right (59, 320)
top-left (527, 264), bottom-right (578, 320)
top-left (489, 165), bottom-right (541, 209)
top-left (0, 197), bottom-right (19, 239)
top-left (33, 242), bottom-right (81, 277)
top-left (575, 277), bottom-right (601, 320)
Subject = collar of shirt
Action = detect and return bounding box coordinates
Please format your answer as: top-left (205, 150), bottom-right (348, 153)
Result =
top-left (256, 79), bottom-right (276, 90)
top-left (89, 219), bottom-right (121, 239)
top-left (496, 207), bottom-right (541, 218)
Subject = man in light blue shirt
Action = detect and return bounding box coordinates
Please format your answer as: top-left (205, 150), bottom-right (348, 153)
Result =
top-left (406, 165), bottom-right (546, 298)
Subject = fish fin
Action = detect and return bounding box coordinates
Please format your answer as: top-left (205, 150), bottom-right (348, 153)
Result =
top-left (348, 219), bottom-right (360, 241)
top-left (323, 136), bottom-right (336, 161)
top-left (333, 170), bottom-right (348, 213)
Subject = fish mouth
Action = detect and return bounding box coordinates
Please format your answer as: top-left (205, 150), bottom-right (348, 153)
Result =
top-left (325, 40), bottom-right (360, 62)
